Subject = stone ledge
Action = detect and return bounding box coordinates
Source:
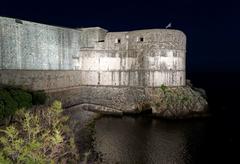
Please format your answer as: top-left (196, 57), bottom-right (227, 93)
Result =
top-left (47, 85), bottom-right (208, 119)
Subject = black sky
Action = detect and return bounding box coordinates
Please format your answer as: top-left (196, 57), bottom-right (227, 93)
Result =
top-left (0, 0), bottom-right (239, 73)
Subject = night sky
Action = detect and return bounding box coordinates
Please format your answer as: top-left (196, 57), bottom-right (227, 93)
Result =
top-left (0, 0), bottom-right (239, 73)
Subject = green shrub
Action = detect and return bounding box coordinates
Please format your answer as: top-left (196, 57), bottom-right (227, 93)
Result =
top-left (0, 101), bottom-right (79, 163)
top-left (0, 89), bottom-right (18, 121)
top-left (9, 89), bottom-right (32, 109)
top-left (31, 91), bottom-right (47, 105)
top-left (160, 84), bottom-right (168, 94)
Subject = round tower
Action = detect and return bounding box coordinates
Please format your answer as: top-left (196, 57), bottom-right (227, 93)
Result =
top-left (127, 29), bottom-right (186, 86)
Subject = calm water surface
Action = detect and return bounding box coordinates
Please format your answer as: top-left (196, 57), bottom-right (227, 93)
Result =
top-left (93, 115), bottom-right (237, 164)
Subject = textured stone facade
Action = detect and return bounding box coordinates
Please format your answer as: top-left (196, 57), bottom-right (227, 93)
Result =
top-left (0, 17), bottom-right (208, 118)
top-left (0, 16), bottom-right (186, 88)
top-left (46, 85), bottom-right (208, 118)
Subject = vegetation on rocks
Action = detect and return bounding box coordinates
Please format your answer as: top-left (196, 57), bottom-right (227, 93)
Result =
top-left (0, 87), bottom-right (47, 124)
top-left (0, 101), bottom-right (79, 163)
top-left (147, 84), bottom-right (208, 118)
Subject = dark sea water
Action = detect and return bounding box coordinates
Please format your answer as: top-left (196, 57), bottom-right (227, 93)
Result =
top-left (92, 72), bottom-right (239, 164)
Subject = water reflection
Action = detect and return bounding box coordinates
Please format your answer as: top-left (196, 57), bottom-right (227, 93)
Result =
top-left (93, 116), bottom-right (208, 164)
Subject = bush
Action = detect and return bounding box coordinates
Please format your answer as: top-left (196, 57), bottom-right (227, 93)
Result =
top-left (0, 89), bottom-right (18, 121)
top-left (0, 87), bottom-right (47, 124)
top-left (9, 89), bottom-right (32, 109)
top-left (0, 101), bottom-right (79, 163)
top-left (31, 91), bottom-right (47, 105)
top-left (160, 84), bottom-right (168, 94)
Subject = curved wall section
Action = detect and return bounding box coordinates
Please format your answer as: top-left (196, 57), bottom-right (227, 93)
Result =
top-left (0, 16), bottom-right (186, 89)
top-left (127, 29), bottom-right (186, 86)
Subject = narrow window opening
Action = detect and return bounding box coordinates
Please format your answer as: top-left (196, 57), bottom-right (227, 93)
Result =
top-left (115, 38), bottom-right (121, 44)
top-left (137, 37), bottom-right (144, 42)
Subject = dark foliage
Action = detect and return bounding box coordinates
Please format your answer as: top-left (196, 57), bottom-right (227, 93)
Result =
top-left (0, 89), bottom-right (18, 120)
top-left (31, 90), bottom-right (47, 105)
top-left (9, 89), bottom-right (32, 109)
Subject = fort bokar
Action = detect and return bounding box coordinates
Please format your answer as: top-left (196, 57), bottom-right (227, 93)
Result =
top-left (0, 16), bottom-right (208, 118)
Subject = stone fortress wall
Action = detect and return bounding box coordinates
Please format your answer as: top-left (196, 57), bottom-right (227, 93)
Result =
top-left (0, 16), bottom-right (186, 91)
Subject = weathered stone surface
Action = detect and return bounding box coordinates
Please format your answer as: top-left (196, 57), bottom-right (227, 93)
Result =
top-left (0, 17), bottom-right (208, 118)
top-left (74, 104), bottom-right (123, 116)
top-left (149, 86), bottom-right (208, 118)
top-left (46, 85), bottom-right (208, 119)
top-left (0, 16), bottom-right (186, 87)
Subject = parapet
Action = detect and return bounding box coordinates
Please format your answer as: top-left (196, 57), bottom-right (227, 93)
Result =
top-left (127, 29), bottom-right (186, 50)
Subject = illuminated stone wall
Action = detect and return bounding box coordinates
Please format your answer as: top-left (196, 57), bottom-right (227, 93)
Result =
top-left (0, 16), bottom-right (186, 90)
top-left (75, 30), bottom-right (186, 87)
top-left (0, 17), bottom-right (81, 70)
top-left (127, 29), bottom-right (186, 86)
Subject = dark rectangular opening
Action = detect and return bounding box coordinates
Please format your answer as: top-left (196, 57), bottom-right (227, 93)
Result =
top-left (117, 38), bottom-right (121, 43)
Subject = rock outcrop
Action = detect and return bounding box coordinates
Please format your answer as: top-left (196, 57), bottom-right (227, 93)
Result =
top-left (48, 84), bottom-right (208, 119)
top-left (148, 86), bottom-right (208, 119)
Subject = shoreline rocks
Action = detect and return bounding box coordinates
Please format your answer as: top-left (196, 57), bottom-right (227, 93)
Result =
top-left (57, 85), bottom-right (208, 119)
top-left (148, 86), bottom-right (208, 119)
